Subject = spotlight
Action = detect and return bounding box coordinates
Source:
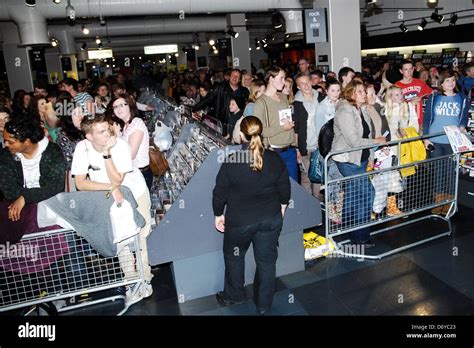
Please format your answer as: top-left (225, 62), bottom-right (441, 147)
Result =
top-left (213, 49), bottom-right (218, 54)
top-left (174, 53), bottom-right (179, 57)
top-left (285, 42), bottom-right (290, 48)
top-left (208, 39), bottom-right (215, 46)
top-left (249, 47), bottom-right (252, 51)
top-left (366, 0), bottom-right (377, 4)
top-left (95, 36), bottom-right (101, 44)
top-left (98, 43), bottom-right (103, 49)
top-left (430, 9), bottom-right (444, 23)
top-left (53, 0), bottom-right (61, 3)
top-left (399, 22), bottom-right (408, 33)
top-left (66, 2), bottom-right (75, 20)
top-left (285, 34), bottom-right (290, 39)
top-left (100, 16), bottom-right (107, 26)
top-left (427, 0), bottom-right (438, 3)
top-left (212, 45), bottom-right (217, 50)
top-left (227, 27), bottom-right (239, 39)
top-left (81, 25), bottom-right (89, 35)
top-left (81, 42), bottom-right (87, 50)
top-left (194, 43), bottom-right (200, 50)
top-left (418, 18), bottom-right (427, 31)
top-left (256, 46), bottom-right (261, 51)
top-left (449, 13), bottom-right (458, 25)
top-left (271, 10), bottom-right (285, 30)
top-left (51, 38), bottom-right (59, 47)
top-left (25, 0), bottom-right (36, 6)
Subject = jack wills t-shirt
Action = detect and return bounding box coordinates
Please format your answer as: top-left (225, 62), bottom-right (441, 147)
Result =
top-left (429, 94), bottom-right (463, 144)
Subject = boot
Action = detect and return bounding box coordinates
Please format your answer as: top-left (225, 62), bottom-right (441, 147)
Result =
top-left (431, 193), bottom-right (445, 214)
top-left (387, 195), bottom-right (402, 216)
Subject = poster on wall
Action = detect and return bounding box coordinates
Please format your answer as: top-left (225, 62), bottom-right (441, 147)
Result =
top-left (304, 8), bottom-right (327, 44)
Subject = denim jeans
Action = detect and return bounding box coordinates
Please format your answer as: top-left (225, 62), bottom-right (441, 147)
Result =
top-left (223, 214), bottom-right (283, 311)
top-left (275, 147), bottom-right (298, 182)
top-left (430, 143), bottom-right (454, 194)
top-left (336, 161), bottom-right (375, 243)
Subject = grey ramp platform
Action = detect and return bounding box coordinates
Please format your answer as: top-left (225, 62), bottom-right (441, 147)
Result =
top-left (147, 145), bottom-right (321, 301)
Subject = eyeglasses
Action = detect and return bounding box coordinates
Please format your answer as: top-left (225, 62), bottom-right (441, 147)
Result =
top-left (113, 103), bottom-right (128, 110)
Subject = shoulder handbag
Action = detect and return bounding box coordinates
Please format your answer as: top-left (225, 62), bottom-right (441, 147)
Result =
top-left (261, 98), bottom-right (271, 149)
top-left (149, 141), bottom-right (169, 177)
top-left (308, 149), bottom-right (324, 184)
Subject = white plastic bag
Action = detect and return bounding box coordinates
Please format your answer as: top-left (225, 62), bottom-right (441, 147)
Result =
top-left (153, 121), bottom-right (173, 151)
top-left (110, 200), bottom-right (140, 244)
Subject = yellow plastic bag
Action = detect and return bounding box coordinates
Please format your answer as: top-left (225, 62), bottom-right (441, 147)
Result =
top-left (303, 232), bottom-right (335, 260)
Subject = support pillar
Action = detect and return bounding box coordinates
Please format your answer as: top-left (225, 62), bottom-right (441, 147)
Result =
top-left (2, 44), bottom-right (34, 93)
top-left (314, 0), bottom-right (361, 74)
top-left (227, 14), bottom-right (251, 72)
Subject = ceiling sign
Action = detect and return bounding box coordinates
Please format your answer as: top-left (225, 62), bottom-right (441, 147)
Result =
top-left (88, 49), bottom-right (114, 59)
top-left (144, 44), bottom-right (178, 55)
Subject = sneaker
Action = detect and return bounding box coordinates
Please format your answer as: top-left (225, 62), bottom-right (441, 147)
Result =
top-left (143, 281), bottom-right (153, 298)
top-left (125, 284), bottom-right (143, 306)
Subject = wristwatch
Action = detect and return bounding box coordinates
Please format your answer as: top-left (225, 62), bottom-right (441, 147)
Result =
top-left (103, 154), bottom-right (112, 159)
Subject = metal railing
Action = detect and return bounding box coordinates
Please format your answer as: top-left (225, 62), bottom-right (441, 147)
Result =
top-left (323, 131), bottom-right (458, 259)
top-left (0, 228), bottom-right (145, 316)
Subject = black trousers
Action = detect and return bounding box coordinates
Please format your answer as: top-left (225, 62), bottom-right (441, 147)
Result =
top-left (223, 214), bottom-right (283, 311)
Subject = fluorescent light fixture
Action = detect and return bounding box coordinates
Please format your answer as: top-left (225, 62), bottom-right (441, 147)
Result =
top-left (144, 44), bottom-right (178, 55)
top-left (88, 49), bottom-right (113, 59)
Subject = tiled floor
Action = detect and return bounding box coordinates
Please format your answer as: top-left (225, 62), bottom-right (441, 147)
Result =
top-left (60, 206), bottom-right (474, 316)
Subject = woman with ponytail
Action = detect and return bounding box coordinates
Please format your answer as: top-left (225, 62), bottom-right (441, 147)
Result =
top-left (212, 116), bottom-right (291, 315)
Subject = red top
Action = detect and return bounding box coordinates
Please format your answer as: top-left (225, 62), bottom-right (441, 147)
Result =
top-left (395, 78), bottom-right (433, 128)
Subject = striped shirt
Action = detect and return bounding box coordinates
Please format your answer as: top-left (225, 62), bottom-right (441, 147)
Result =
top-left (74, 92), bottom-right (93, 116)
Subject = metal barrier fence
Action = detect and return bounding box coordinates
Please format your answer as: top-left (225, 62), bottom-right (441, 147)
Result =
top-left (0, 228), bottom-right (145, 316)
top-left (323, 132), bottom-right (458, 259)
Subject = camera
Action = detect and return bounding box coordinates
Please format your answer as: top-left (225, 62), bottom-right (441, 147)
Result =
top-left (427, 144), bottom-right (435, 152)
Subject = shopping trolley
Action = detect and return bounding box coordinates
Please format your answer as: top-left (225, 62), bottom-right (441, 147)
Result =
top-left (323, 131), bottom-right (459, 259)
top-left (0, 228), bottom-right (145, 315)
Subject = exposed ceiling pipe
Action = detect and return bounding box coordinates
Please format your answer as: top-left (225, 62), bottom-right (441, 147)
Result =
top-left (49, 17), bottom-right (227, 39)
top-left (75, 34), bottom-right (224, 47)
top-left (49, 16), bottom-right (227, 54)
top-left (0, 0), bottom-right (303, 46)
top-left (3, 1), bottom-right (50, 45)
top-left (0, 0), bottom-right (303, 20)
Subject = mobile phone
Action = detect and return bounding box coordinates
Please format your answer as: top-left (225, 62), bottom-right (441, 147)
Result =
top-left (382, 130), bottom-right (389, 138)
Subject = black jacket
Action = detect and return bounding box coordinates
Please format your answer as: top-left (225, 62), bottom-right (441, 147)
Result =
top-left (192, 82), bottom-right (249, 126)
top-left (0, 141), bottom-right (66, 203)
top-left (212, 144), bottom-right (291, 228)
top-left (293, 101), bottom-right (309, 156)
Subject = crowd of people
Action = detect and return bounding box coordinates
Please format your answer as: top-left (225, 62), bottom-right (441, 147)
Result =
top-left (0, 56), bottom-right (472, 314)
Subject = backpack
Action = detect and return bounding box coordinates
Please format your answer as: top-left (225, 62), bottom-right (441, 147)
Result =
top-left (318, 118), bottom-right (334, 158)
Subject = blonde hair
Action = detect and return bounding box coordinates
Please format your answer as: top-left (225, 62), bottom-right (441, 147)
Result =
top-left (248, 80), bottom-right (265, 103)
top-left (240, 116), bottom-right (264, 171)
top-left (241, 73), bottom-right (253, 88)
top-left (384, 85), bottom-right (410, 124)
top-left (284, 77), bottom-right (294, 104)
